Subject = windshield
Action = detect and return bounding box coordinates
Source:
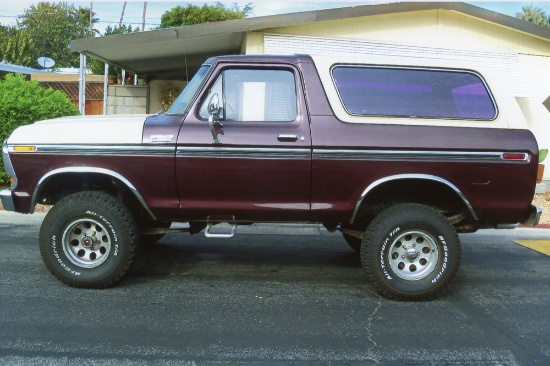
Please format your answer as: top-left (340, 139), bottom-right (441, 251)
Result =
top-left (166, 65), bottom-right (210, 115)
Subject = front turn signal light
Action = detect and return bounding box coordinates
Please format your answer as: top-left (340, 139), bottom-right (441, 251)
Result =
top-left (13, 146), bottom-right (36, 152)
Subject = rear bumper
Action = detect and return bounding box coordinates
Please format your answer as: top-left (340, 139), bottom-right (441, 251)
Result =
top-left (0, 189), bottom-right (15, 212)
top-left (520, 205), bottom-right (543, 227)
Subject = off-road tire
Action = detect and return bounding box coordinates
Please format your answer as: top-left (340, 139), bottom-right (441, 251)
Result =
top-left (361, 203), bottom-right (461, 301)
top-left (39, 191), bottom-right (139, 288)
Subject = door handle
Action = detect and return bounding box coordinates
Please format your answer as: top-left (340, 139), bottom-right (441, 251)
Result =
top-left (278, 134), bottom-right (298, 142)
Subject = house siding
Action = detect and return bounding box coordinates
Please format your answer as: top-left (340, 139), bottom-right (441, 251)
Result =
top-left (240, 8), bottom-right (550, 179)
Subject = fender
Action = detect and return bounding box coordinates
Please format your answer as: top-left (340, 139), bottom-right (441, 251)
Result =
top-left (350, 174), bottom-right (477, 224)
top-left (31, 167), bottom-right (156, 219)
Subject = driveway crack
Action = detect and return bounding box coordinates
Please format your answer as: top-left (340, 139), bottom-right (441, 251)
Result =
top-left (366, 294), bottom-right (382, 364)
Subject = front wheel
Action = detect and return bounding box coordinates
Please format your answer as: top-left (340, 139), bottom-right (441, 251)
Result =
top-left (39, 191), bottom-right (139, 288)
top-left (361, 203), bottom-right (461, 301)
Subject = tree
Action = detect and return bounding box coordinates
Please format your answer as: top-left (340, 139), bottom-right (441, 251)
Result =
top-left (17, 2), bottom-right (98, 68)
top-left (89, 24), bottom-right (140, 76)
top-left (0, 74), bottom-right (80, 183)
top-left (159, 2), bottom-right (253, 28)
top-left (0, 26), bottom-right (38, 67)
top-left (516, 5), bottom-right (550, 27)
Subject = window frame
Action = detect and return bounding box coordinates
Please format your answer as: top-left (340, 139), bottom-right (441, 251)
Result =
top-left (165, 64), bottom-right (212, 116)
top-left (330, 64), bottom-right (499, 121)
top-left (196, 66), bottom-right (300, 123)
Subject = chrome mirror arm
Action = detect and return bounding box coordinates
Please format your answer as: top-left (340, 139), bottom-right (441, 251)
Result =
top-left (208, 115), bottom-right (223, 144)
top-left (207, 94), bottom-right (223, 144)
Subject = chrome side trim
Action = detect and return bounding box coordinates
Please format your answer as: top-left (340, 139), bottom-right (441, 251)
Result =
top-left (2, 140), bottom-right (18, 189)
top-left (31, 167), bottom-right (156, 219)
top-left (9, 144), bottom-right (175, 156)
top-left (177, 147), bottom-right (311, 159)
top-left (350, 174), bottom-right (478, 224)
top-left (314, 149), bottom-right (528, 163)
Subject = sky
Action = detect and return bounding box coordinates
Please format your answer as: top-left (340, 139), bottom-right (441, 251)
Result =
top-left (1, 1), bottom-right (550, 34)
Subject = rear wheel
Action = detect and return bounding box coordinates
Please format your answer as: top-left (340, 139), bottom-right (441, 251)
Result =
top-left (361, 203), bottom-right (461, 301)
top-left (39, 191), bottom-right (138, 288)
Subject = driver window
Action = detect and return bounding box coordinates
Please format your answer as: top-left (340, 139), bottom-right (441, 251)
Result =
top-left (199, 68), bottom-right (297, 122)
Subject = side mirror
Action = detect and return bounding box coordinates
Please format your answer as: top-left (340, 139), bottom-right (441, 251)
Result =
top-left (208, 94), bottom-right (223, 144)
top-left (208, 93), bottom-right (221, 117)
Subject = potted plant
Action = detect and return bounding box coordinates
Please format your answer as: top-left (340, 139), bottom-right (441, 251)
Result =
top-left (158, 82), bottom-right (182, 111)
top-left (537, 148), bottom-right (548, 183)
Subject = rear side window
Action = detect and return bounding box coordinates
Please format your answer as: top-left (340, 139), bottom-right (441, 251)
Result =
top-left (331, 66), bottom-right (497, 120)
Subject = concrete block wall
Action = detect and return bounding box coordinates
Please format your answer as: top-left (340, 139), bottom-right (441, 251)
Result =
top-left (106, 85), bottom-right (148, 114)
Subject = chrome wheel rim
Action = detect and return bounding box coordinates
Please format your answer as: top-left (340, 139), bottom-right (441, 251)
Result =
top-left (62, 219), bottom-right (111, 268)
top-left (388, 230), bottom-right (439, 281)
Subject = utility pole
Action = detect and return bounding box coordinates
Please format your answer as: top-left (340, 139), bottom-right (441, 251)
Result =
top-left (142, 2), bottom-right (147, 31)
top-left (119, 1), bottom-right (127, 27)
top-left (119, 1), bottom-right (127, 85)
top-left (90, 1), bottom-right (93, 37)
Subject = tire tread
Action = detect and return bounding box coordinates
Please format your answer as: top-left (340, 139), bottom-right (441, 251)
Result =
top-left (361, 203), bottom-right (461, 301)
top-left (39, 191), bottom-right (138, 288)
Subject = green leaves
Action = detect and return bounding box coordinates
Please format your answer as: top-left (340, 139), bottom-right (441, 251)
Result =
top-left (0, 2), bottom-right (97, 69)
top-left (159, 2), bottom-right (253, 28)
top-left (516, 5), bottom-right (550, 27)
top-left (540, 149), bottom-right (548, 164)
top-left (0, 74), bottom-right (80, 183)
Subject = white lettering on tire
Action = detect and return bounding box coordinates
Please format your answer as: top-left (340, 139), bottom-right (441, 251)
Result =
top-left (380, 227), bottom-right (400, 280)
top-left (86, 210), bottom-right (119, 255)
top-left (51, 234), bottom-right (81, 276)
top-left (432, 236), bottom-right (448, 284)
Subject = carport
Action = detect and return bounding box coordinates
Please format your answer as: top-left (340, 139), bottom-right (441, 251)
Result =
top-left (69, 5), bottom-right (354, 114)
top-left (69, 2), bottom-right (550, 115)
top-left (69, 3), bottom-right (440, 82)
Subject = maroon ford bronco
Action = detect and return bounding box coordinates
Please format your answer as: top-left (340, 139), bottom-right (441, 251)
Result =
top-left (1, 55), bottom-right (542, 301)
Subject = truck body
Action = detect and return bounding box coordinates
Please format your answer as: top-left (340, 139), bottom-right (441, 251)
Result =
top-left (1, 54), bottom-right (542, 300)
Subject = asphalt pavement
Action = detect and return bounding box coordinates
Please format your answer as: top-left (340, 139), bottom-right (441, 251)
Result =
top-left (1, 210), bottom-right (549, 365)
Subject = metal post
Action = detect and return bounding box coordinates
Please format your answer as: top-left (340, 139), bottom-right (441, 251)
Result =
top-left (104, 63), bottom-right (109, 115)
top-left (78, 53), bottom-right (87, 115)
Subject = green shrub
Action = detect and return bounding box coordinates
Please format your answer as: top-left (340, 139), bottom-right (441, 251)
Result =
top-left (0, 73), bottom-right (80, 183)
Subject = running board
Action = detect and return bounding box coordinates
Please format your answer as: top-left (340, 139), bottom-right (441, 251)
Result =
top-left (142, 228), bottom-right (190, 235)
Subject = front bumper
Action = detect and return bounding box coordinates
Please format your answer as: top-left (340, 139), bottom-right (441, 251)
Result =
top-left (520, 205), bottom-right (543, 227)
top-left (0, 189), bottom-right (15, 212)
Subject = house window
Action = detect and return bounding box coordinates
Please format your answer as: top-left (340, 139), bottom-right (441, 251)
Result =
top-left (331, 66), bottom-right (497, 120)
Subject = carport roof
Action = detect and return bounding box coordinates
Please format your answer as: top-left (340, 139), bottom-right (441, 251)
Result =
top-left (0, 62), bottom-right (46, 76)
top-left (69, 2), bottom-right (550, 80)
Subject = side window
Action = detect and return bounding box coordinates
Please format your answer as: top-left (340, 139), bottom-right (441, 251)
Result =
top-left (199, 68), bottom-right (298, 122)
top-left (331, 66), bottom-right (497, 120)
